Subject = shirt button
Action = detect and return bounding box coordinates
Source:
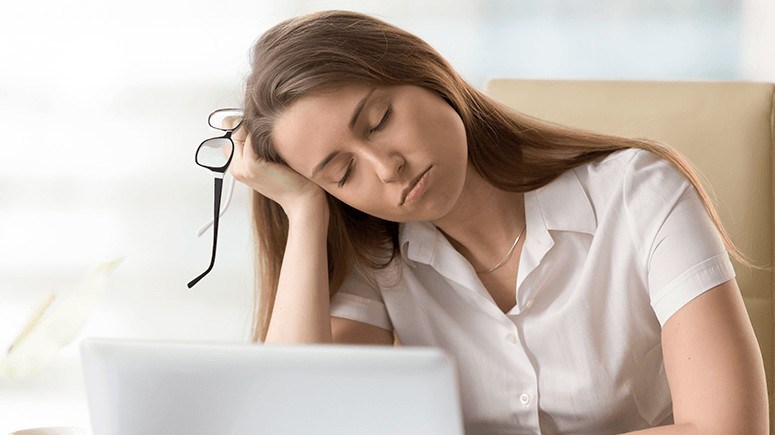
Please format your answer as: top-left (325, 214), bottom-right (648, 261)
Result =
top-left (520, 393), bottom-right (530, 405)
top-left (525, 299), bottom-right (534, 309)
top-left (506, 333), bottom-right (517, 344)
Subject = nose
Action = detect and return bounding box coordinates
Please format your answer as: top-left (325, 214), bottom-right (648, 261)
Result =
top-left (362, 148), bottom-right (405, 183)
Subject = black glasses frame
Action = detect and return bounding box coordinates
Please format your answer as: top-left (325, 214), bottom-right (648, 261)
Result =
top-left (188, 108), bottom-right (243, 289)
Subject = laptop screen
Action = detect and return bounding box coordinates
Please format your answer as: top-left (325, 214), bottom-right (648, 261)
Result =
top-left (80, 338), bottom-right (464, 435)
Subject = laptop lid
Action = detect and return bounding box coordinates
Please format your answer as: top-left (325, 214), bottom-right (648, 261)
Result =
top-left (80, 338), bottom-right (464, 435)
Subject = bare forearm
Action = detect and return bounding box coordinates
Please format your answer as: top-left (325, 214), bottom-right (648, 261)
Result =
top-left (621, 423), bottom-right (701, 435)
top-left (622, 421), bottom-right (765, 435)
top-left (264, 198), bottom-right (332, 344)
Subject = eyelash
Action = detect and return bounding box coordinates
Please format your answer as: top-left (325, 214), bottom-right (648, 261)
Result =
top-left (338, 160), bottom-right (354, 188)
top-left (368, 105), bottom-right (392, 134)
top-left (337, 106), bottom-right (392, 187)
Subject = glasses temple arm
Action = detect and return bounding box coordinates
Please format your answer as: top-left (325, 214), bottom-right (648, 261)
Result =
top-left (188, 176), bottom-right (224, 289)
top-left (196, 175), bottom-right (236, 237)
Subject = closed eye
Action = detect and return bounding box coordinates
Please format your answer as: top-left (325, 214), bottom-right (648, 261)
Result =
top-left (368, 105), bottom-right (392, 134)
top-left (337, 104), bottom-right (389, 187)
top-left (337, 160), bottom-right (354, 187)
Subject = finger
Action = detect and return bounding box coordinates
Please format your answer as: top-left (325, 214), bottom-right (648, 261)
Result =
top-left (231, 127), bottom-right (247, 158)
top-left (222, 115), bottom-right (241, 130)
top-left (226, 136), bottom-right (245, 179)
top-left (221, 142), bottom-right (233, 159)
top-left (241, 133), bottom-right (260, 161)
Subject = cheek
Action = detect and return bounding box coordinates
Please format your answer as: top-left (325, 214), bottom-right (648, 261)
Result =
top-left (444, 107), bottom-right (468, 150)
top-left (336, 184), bottom-right (399, 220)
top-left (325, 187), bottom-right (371, 212)
top-left (415, 102), bottom-right (466, 153)
top-left (429, 110), bottom-right (467, 171)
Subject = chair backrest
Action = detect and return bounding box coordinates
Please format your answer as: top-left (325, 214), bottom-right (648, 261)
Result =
top-left (484, 79), bottom-right (774, 424)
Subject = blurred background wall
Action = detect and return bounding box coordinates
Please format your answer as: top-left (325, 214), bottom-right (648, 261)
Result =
top-left (1, 0), bottom-right (772, 431)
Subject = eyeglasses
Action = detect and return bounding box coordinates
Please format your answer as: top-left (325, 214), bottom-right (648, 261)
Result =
top-left (188, 108), bottom-right (243, 289)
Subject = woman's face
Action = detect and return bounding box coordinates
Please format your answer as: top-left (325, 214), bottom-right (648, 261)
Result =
top-left (272, 84), bottom-right (469, 223)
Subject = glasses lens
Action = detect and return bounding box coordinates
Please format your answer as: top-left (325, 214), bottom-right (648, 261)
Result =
top-left (196, 138), bottom-right (233, 168)
top-left (208, 109), bottom-right (244, 131)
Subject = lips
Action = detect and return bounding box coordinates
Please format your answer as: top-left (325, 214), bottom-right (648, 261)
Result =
top-left (400, 166), bottom-right (431, 206)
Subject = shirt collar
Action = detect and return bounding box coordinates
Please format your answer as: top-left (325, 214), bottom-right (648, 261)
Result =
top-left (399, 220), bottom-right (437, 265)
top-left (533, 167), bottom-right (597, 236)
top-left (399, 166), bottom-right (597, 265)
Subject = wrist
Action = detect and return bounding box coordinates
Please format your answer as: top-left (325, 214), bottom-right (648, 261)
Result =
top-left (285, 191), bottom-right (330, 227)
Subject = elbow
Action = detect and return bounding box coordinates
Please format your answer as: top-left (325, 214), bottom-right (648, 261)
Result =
top-left (686, 404), bottom-right (769, 435)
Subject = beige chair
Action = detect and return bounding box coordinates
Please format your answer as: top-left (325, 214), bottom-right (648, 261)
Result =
top-left (484, 79), bottom-right (774, 429)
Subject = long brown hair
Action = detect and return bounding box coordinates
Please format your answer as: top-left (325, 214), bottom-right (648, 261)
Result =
top-left (242, 10), bottom-right (753, 342)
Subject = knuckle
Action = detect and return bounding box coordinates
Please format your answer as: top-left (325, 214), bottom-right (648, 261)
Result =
top-left (232, 169), bottom-right (247, 182)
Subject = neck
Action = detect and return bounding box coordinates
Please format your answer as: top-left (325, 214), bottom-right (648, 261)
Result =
top-left (432, 163), bottom-right (526, 272)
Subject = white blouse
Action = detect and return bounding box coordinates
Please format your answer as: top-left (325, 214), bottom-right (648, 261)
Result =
top-left (329, 148), bottom-right (736, 434)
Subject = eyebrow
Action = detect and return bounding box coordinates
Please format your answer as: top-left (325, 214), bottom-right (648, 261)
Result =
top-left (349, 86), bottom-right (376, 130)
top-left (311, 150), bottom-right (340, 178)
top-left (311, 86), bottom-right (376, 177)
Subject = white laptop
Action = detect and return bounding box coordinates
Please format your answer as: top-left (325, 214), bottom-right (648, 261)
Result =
top-left (80, 338), bottom-right (464, 435)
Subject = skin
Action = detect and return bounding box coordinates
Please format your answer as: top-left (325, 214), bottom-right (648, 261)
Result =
top-left (270, 83), bottom-right (527, 275)
top-left (229, 83), bottom-right (768, 433)
top-left (272, 84), bottom-right (468, 223)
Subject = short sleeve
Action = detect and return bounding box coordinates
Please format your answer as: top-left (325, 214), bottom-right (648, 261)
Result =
top-left (330, 266), bottom-right (393, 331)
top-left (624, 150), bottom-right (736, 327)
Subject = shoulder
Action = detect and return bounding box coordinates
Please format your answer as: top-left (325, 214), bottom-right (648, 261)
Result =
top-left (341, 256), bottom-right (406, 294)
top-left (571, 147), bottom-right (699, 254)
top-left (572, 147), bottom-right (690, 203)
top-left (573, 147), bottom-right (669, 182)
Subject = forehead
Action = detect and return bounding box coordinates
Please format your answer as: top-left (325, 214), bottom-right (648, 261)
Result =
top-left (272, 84), bottom-right (374, 171)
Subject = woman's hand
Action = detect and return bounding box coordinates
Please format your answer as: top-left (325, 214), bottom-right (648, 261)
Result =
top-left (229, 127), bottom-right (327, 218)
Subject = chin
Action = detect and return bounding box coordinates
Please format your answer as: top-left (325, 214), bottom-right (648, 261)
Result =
top-left (427, 174), bottom-right (468, 221)
top-left (406, 190), bottom-right (462, 223)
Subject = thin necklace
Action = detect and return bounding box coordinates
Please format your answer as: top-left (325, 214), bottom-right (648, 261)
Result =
top-left (476, 224), bottom-right (526, 274)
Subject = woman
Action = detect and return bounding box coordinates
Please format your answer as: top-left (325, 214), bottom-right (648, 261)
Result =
top-left (228, 10), bottom-right (768, 434)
